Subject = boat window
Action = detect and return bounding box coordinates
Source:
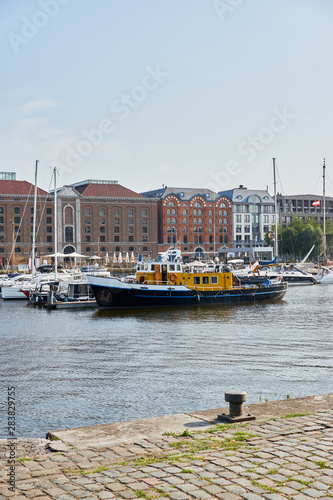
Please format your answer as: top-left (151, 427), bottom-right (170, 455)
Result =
top-left (151, 264), bottom-right (155, 271)
top-left (203, 276), bottom-right (209, 284)
top-left (177, 265), bottom-right (181, 271)
top-left (193, 277), bottom-right (200, 284)
top-left (211, 276), bottom-right (218, 284)
top-left (169, 264), bottom-right (175, 271)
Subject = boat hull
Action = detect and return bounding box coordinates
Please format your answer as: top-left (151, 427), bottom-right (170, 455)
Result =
top-left (87, 276), bottom-right (287, 310)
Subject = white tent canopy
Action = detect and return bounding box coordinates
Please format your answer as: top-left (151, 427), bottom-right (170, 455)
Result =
top-left (90, 255), bottom-right (101, 260)
top-left (66, 251), bottom-right (87, 258)
top-left (47, 252), bottom-right (67, 258)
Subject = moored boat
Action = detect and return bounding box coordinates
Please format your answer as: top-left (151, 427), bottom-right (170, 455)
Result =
top-left (86, 255), bottom-right (287, 310)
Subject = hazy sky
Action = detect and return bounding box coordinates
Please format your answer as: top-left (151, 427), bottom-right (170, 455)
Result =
top-left (1, 0), bottom-right (332, 196)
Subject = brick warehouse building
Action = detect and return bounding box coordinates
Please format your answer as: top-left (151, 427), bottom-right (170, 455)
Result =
top-left (0, 175), bottom-right (158, 267)
top-left (141, 186), bottom-right (232, 261)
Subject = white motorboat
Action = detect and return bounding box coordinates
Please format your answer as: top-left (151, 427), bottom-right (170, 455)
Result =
top-left (315, 266), bottom-right (333, 284)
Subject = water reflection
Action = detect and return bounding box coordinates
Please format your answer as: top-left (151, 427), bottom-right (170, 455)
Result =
top-left (0, 286), bottom-right (332, 438)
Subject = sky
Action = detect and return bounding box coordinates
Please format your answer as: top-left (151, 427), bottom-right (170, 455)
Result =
top-left (1, 0), bottom-right (333, 197)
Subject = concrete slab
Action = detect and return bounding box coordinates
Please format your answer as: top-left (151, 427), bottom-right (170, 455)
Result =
top-left (48, 393), bottom-right (333, 450)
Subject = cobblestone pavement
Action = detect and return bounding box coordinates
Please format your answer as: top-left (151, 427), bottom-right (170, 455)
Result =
top-left (1, 410), bottom-right (332, 500)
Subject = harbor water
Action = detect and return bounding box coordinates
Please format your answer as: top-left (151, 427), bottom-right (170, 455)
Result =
top-left (1, 284), bottom-right (332, 438)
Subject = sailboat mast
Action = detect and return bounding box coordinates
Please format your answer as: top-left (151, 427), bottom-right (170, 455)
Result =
top-left (273, 158), bottom-right (278, 259)
top-left (53, 167), bottom-right (58, 281)
top-left (323, 158), bottom-right (326, 264)
top-left (31, 160), bottom-right (38, 276)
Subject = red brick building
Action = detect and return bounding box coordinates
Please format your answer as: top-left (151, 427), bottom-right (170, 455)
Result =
top-left (141, 187), bottom-right (232, 260)
top-left (0, 176), bottom-right (158, 268)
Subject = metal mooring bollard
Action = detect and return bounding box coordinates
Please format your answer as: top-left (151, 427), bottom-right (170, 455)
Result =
top-left (218, 391), bottom-right (256, 423)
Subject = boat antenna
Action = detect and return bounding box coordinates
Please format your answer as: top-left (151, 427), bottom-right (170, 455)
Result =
top-left (273, 158), bottom-right (278, 259)
top-left (323, 158), bottom-right (327, 265)
top-left (31, 160), bottom-right (39, 277)
top-left (53, 167), bottom-right (58, 281)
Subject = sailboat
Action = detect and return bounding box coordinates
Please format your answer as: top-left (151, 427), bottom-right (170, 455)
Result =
top-left (316, 159), bottom-right (333, 283)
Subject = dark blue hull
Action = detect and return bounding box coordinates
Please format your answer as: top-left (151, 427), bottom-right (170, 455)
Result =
top-left (90, 283), bottom-right (287, 310)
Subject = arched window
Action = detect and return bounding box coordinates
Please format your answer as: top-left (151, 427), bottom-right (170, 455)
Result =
top-left (184, 235), bottom-right (187, 243)
top-left (220, 202), bottom-right (226, 208)
top-left (219, 210), bottom-right (222, 216)
top-left (172, 217), bottom-right (176, 224)
top-left (167, 235), bottom-right (171, 243)
top-left (219, 218), bottom-right (222, 224)
top-left (224, 218), bottom-right (227, 224)
top-left (167, 209), bottom-right (171, 215)
top-left (198, 227), bottom-right (203, 233)
top-left (167, 226), bottom-right (171, 232)
top-left (101, 247), bottom-right (105, 252)
top-left (183, 217), bottom-right (187, 224)
top-left (86, 247), bottom-right (91, 252)
top-left (194, 235), bottom-right (198, 243)
top-left (115, 246), bottom-right (120, 252)
top-left (168, 201), bottom-right (175, 207)
top-left (183, 226), bottom-right (187, 233)
top-left (224, 235), bottom-right (228, 243)
top-left (220, 235), bottom-right (223, 243)
top-left (209, 235), bottom-right (213, 243)
top-left (224, 210), bottom-right (228, 215)
top-left (194, 202), bottom-right (201, 207)
top-left (198, 209), bottom-right (202, 216)
top-left (183, 209), bottom-right (187, 215)
top-left (167, 218), bottom-right (171, 224)
top-left (194, 218), bottom-right (197, 224)
top-left (209, 218), bottom-right (213, 224)
top-left (198, 218), bottom-right (202, 224)
top-left (209, 227), bottom-right (213, 233)
top-left (173, 235), bottom-right (176, 243)
top-left (194, 226), bottom-right (197, 233)
top-left (224, 227), bottom-right (228, 233)
top-left (129, 246), bottom-right (134, 251)
top-left (193, 209), bottom-right (197, 216)
top-left (172, 209), bottom-right (176, 215)
top-left (209, 210), bottom-right (213, 216)
top-left (199, 235), bottom-right (203, 243)
top-left (172, 226), bottom-right (176, 233)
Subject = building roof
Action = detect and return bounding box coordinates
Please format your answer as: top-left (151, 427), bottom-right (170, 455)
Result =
top-left (73, 181), bottom-right (145, 199)
top-left (219, 186), bottom-right (274, 203)
top-left (142, 186), bottom-right (230, 201)
top-left (0, 180), bottom-right (47, 196)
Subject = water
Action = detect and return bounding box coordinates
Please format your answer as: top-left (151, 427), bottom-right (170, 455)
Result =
top-left (1, 285), bottom-right (332, 438)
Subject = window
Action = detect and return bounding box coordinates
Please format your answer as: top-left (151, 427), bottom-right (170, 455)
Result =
top-left (172, 209), bottom-right (176, 215)
top-left (224, 210), bottom-right (228, 216)
top-left (194, 277), bottom-right (200, 284)
top-left (85, 226), bottom-right (91, 233)
top-left (224, 227), bottom-right (228, 233)
top-left (184, 235), bottom-right (187, 243)
top-left (47, 247), bottom-right (53, 252)
top-left (46, 208), bottom-right (52, 215)
top-left (143, 246), bottom-right (148, 251)
top-left (168, 201), bottom-right (175, 207)
top-left (212, 276), bottom-right (218, 284)
top-left (172, 217), bottom-right (176, 224)
top-left (209, 218), bottom-right (213, 224)
top-left (47, 236), bottom-right (52, 242)
top-left (142, 209), bottom-right (147, 216)
top-left (184, 246), bottom-right (188, 251)
top-left (0, 227), bottom-right (3, 233)
top-left (203, 276), bottom-right (209, 284)
top-left (183, 218), bottom-right (187, 224)
top-left (15, 247), bottom-right (21, 253)
top-left (115, 247), bottom-right (120, 252)
top-left (220, 203), bottom-right (226, 208)
top-left (100, 218), bottom-right (105, 225)
top-left (129, 236), bottom-right (133, 242)
top-left (194, 235), bottom-right (198, 243)
top-left (183, 226), bottom-right (187, 233)
top-left (167, 209), bottom-right (171, 215)
top-left (15, 226), bottom-right (20, 233)
top-left (114, 227), bottom-right (120, 233)
top-left (142, 218), bottom-right (147, 225)
top-left (128, 209), bottom-right (133, 216)
top-left (85, 218), bottom-right (90, 224)
top-left (129, 246), bottom-right (134, 251)
top-left (0, 208), bottom-right (3, 214)
top-left (46, 217), bottom-right (52, 224)
top-left (85, 236), bottom-right (91, 242)
top-left (114, 209), bottom-right (119, 216)
top-left (14, 216), bottom-right (20, 224)
top-left (219, 235), bottom-right (223, 243)
top-left (173, 235), bottom-right (176, 243)
top-left (194, 202), bottom-right (201, 207)
top-left (198, 209), bottom-right (202, 216)
top-left (99, 209), bottom-right (105, 216)
top-left (0, 217), bottom-right (3, 223)
top-left (47, 226), bottom-right (52, 233)
top-left (65, 227), bottom-right (73, 242)
top-left (194, 226), bottom-right (197, 232)
top-left (128, 218), bottom-right (133, 224)
top-left (100, 226), bottom-right (105, 233)
top-left (142, 227), bottom-right (147, 233)
top-left (209, 210), bottom-right (213, 216)
top-left (244, 226), bottom-right (250, 233)
top-left (0, 247), bottom-right (4, 253)
top-left (86, 247), bottom-right (91, 252)
top-left (194, 218), bottom-right (197, 224)
top-left (193, 209), bottom-right (197, 216)
top-left (198, 218), bottom-right (202, 224)
top-left (224, 218), bottom-right (227, 224)
top-left (183, 209), bottom-right (187, 215)
top-left (168, 235), bottom-right (171, 243)
top-left (85, 208), bottom-right (90, 216)
top-left (167, 218), bottom-right (171, 224)
top-left (219, 218), bottom-right (222, 224)
top-left (100, 236), bottom-right (105, 242)
top-left (101, 247), bottom-right (105, 252)
top-left (199, 235), bottom-right (203, 243)
top-left (167, 226), bottom-right (171, 232)
top-left (198, 227), bottom-right (203, 233)
top-left (14, 207), bottom-right (20, 214)
top-left (236, 226), bottom-right (242, 233)
top-left (209, 228), bottom-right (213, 234)
top-left (16, 236), bottom-right (21, 242)
top-left (236, 215), bottom-right (242, 223)
top-left (172, 227), bottom-right (176, 233)
top-left (114, 236), bottom-right (119, 242)
top-left (142, 236), bottom-right (148, 242)
top-left (128, 227), bottom-right (134, 234)
top-left (114, 218), bottom-right (119, 224)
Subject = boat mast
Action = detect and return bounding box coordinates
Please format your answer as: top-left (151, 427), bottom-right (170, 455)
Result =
top-left (31, 160), bottom-right (38, 277)
top-left (273, 158), bottom-right (278, 259)
top-left (53, 167), bottom-right (58, 281)
top-left (323, 158), bottom-right (327, 265)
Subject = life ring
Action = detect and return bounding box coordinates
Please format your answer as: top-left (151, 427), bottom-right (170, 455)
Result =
top-left (170, 273), bottom-right (177, 282)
